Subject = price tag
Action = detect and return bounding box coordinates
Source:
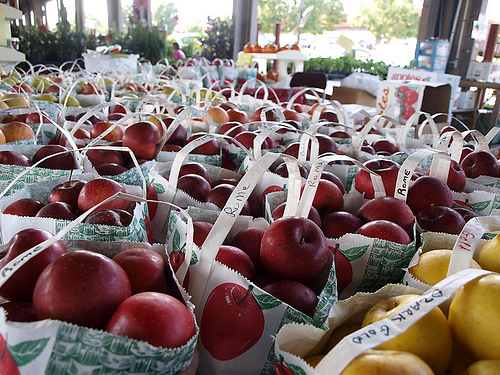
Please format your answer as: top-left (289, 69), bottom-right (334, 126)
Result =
top-left (236, 53), bottom-right (253, 67)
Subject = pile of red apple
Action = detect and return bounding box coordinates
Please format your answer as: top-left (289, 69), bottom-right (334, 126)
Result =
top-left (4, 65), bottom-right (500, 373)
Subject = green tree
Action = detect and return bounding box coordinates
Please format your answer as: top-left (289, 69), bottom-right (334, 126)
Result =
top-left (354, 0), bottom-right (421, 42)
top-left (258, 0), bottom-right (346, 34)
top-left (153, 2), bottom-right (178, 35)
top-left (200, 17), bottom-right (234, 60)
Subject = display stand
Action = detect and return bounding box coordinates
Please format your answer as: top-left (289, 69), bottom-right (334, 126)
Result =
top-left (0, 3), bottom-right (25, 63)
top-left (239, 50), bottom-right (308, 88)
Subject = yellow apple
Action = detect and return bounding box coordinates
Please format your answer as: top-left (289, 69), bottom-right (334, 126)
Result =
top-left (1, 76), bottom-right (20, 86)
top-left (61, 95), bottom-right (81, 107)
top-left (477, 234), bottom-right (500, 273)
top-left (0, 122), bottom-right (36, 143)
top-left (409, 249), bottom-right (482, 286)
top-left (304, 354), bottom-right (324, 368)
top-left (339, 349), bottom-right (434, 375)
top-left (32, 76), bottom-right (51, 93)
top-left (446, 341), bottom-right (475, 375)
top-left (203, 106), bottom-right (230, 124)
top-left (322, 323), bottom-right (362, 354)
top-left (0, 129), bottom-right (6, 145)
top-left (362, 294), bottom-right (453, 374)
top-left (36, 93), bottom-right (58, 103)
top-left (448, 273), bottom-right (500, 360)
top-left (465, 359), bottom-right (500, 374)
top-left (2, 93), bottom-right (30, 107)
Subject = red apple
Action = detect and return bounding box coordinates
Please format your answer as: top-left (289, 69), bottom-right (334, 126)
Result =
top-left (187, 134), bottom-right (220, 155)
top-left (179, 162), bottom-right (211, 184)
top-left (354, 159), bottom-right (400, 199)
top-left (0, 301), bottom-right (37, 322)
top-left (216, 245), bottom-right (255, 281)
top-left (83, 208), bottom-right (132, 227)
top-left (435, 159), bottom-right (467, 192)
top-left (122, 121), bottom-right (160, 160)
top-left (320, 170), bottom-right (345, 194)
top-left (95, 163), bottom-right (128, 176)
top-left (302, 179), bottom-right (344, 217)
top-left (32, 145), bottom-right (77, 170)
top-left (263, 280), bottom-right (318, 317)
top-left (321, 211), bottom-right (363, 238)
top-left (416, 205), bottom-right (466, 234)
top-left (252, 106), bottom-right (277, 122)
top-left (90, 121), bottom-right (123, 142)
top-left (193, 221), bottom-right (214, 247)
top-left (48, 179), bottom-right (86, 211)
top-left (35, 202), bottom-right (78, 220)
top-left (106, 292), bottom-right (196, 349)
top-left (177, 174), bottom-right (211, 202)
top-left (200, 283), bottom-right (264, 360)
top-left (85, 148), bottom-right (125, 168)
top-left (372, 139), bottom-right (398, 154)
top-left (460, 150), bottom-right (500, 178)
top-left (33, 250), bottom-right (131, 329)
top-left (112, 248), bottom-right (170, 295)
top-left (260, 216), bottom-right (329, 282)
top-left (0, 150), bottom-right (32, 166)
top-left (453, 205), bottom-right (479, 222)
top-left (271, 202), bottom-right (321, 228)
top-left (3, 198), bottom-right (44, 217)
top-left (226, 108), bottom-right (249, 124)
top-left (330, 245), bottom-right (353, 296)
top-left (218, 121), bottom-right (246, 137)
top-left (356, 220), bottom-right (411, 245)
top-left (273, 161), bottom-right (309, 179)
top-left (158, 116), bottom-right (187, 146)
top-left (318, 110), bottom-right (339, 123)
top-left (316, 133), bottom-right (338, 155)
top-left (0, 228), bottom-right (67, 301)
top-left (406, 175), bottom-right (453, 214)
top-left (357, 196), bottom-right (415, 235)
top-left (77, 178), bottom-right (130, 213)
top-left (230, 227), bottom-right (266, 276)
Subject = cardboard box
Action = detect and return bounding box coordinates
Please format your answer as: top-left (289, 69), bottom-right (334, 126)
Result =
top-left (376, 80), bottom-right (452, 123)
top-left (332, 86), bottom-right (376, 107)
top-left (466, 61), bottom-right (500, 82)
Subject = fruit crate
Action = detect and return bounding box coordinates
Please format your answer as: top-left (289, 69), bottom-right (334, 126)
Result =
top-left (414, 39), bottom-right (450, 72)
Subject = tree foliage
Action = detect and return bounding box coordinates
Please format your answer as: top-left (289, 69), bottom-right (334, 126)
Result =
top-left (354, 0), bottom-right (421, 41)
top-left (153, 2), bottom-right (178, 35)
top-left (258, 0), bottom-right (346, 34)
top-left (199, 17), bottom-right (234, 60)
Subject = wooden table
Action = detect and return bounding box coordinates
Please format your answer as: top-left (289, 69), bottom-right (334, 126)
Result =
top-left (459, 80), bottom-right (500, 131)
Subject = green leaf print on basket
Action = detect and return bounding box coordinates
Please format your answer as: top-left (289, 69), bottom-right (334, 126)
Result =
top-left (343, 245), bottom-right (369, 262)
top-left (9, 338), bottom-right (50, 367)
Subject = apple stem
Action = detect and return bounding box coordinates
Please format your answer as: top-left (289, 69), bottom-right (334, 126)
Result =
top-left (68, 169), bottom-right (74, 183)
top-left (235, 285), bottom-right (254, 306)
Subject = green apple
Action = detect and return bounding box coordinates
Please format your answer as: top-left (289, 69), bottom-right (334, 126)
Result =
top-left (465, 359), bottom-right (500, 374)
top-left (339, 349), bottom-right (434, 375)
top-left (409, 249), bottom-right (482, 286)
top-left (36, 93), bottom-right (58, 103)
top-left (362, 294), bottom-right (453, 374)
top-left (2, 93), bottom-right (30, 107)
top-left (477, 234), bottom-right (500, 273)
top-left (448, 274), bottom-right (500, 360)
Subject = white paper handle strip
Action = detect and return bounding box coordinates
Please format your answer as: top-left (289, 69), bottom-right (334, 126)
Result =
top-left (462, 129), bottom-right (490, 152)
top-left (485, 127), bottom-right (500, 145)
top-left (436, 130), bottom-right (464, 163)
top-left (296, 153), bottom-right (385, 218)
top-left (297, 132), bottom-right (320, 163)
top-left (287, 87), bottom-right (322, 110)
top-left (347, 109), bottom-right (372, 127)
top-left (189, 152), bottom-right (282, 309)
top-left (278, 155), bottom-right (303, 218)
top-left (253, 127), bottom-right (275, 160)
top-left (393, 148), bottom-right (451, 202)
top-left (447, 215), bottom-right (500, 276)
top-left (315, 268), bottom-right (492, 375)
